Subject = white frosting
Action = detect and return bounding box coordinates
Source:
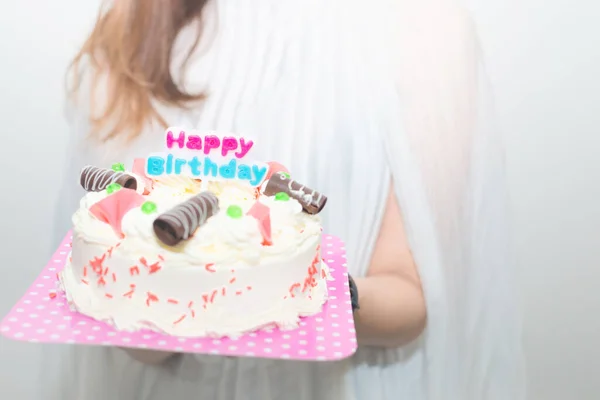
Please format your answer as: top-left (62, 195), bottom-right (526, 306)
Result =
top-left (61, 175), bottom-right (328, 338)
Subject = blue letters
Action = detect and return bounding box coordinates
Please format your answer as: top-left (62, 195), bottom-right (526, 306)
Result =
top-left (147, 154), bottom-right (266, 186)
top-left (174, 158), bottom-right (187, 174)
top-left (166, 154), bottom-right (173, 174)
top-left (146, 156), bottom-right (165, 176)
top-left (204, 157), bottom-right (218, 177)
top-left (238, 165), bottom-right (252, 181)
top-left (188, 156), bottom-right (201, 176)
top-left (250, 165), bottom-right (267, 186)
top-left (219, 159), bottom-right (236, 179)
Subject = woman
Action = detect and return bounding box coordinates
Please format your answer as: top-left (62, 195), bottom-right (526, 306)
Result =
top-left (42, 0), bottom-right (525, 399)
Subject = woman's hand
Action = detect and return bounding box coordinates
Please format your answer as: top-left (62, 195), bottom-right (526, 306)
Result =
top-left (353, 184), bottom-right (427, 348)
top-left (348, 275), bottom-right (360, 311)
top-left (121, 348), bottom-right (177, 365)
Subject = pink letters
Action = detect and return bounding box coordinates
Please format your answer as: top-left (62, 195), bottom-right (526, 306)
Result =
top-left (221, 136), bottom-right (238, 157)
top-left (203, 135), bottom-right (221, 155)
top-left (164, 129), bottom-right (255, 159)
top-left (236, 138), bottom-right (254, 158)
top-left (166, 130), bottom-right (185, 149)
top-left (186, 135), bottom-right (202, 150)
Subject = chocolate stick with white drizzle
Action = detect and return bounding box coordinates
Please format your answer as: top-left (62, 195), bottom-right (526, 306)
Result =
top-left (80, 166), bottom-right (138, 192)
top-left (263, 172), bottom-right (327, 214)
top-left (153, 191), bottom-right (219, 246)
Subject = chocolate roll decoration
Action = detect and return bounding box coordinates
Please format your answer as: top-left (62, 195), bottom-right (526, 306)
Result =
top-left (153, 191), bottom-right (219, 246)
top-left (263, 173), bottom-right (327, 214)
top-left (80, 166), bottom-right (137, 192)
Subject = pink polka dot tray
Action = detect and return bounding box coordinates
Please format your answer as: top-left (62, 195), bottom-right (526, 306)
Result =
top-left (1, 232), bottom-right (357, 361)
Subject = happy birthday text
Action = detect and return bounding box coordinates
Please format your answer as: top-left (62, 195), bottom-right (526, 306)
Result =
top-left (146, 129), bottom-right (267, 186)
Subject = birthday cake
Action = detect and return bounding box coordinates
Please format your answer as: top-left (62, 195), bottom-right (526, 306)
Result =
top-left (59, 130), bottom-right (329, 338)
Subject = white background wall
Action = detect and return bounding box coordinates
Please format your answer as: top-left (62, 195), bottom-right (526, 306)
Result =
top-left (0, 3), bottom-right (102, 398)
top-left (468, 1), bottom-right (600, 399)
top-left (0, 1), bottom-right (598, 399)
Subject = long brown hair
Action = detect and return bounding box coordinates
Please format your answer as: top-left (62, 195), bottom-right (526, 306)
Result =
top-left (68, 0), bottom-right (208, 141)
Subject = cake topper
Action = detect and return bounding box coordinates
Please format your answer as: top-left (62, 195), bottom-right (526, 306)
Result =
top-left (145, 128), bottom-right (268, 187)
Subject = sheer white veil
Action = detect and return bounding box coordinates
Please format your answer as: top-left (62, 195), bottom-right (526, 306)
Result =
top-left (37, 1), bottom-right (526, 399)
top-left (377, 0), bottom-right (526, 398)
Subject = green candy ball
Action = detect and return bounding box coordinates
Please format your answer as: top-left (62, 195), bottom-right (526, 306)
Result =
top-left (275, 192), bottom-right (290, 201)
top-left (106, 183), bottom-right (122, 194)
top-left (141, 201), bottom-right (157, 214)
top-left (111, 163), bottom-right (125, 172)
top-left (227, 205), bottom-right (243, 219)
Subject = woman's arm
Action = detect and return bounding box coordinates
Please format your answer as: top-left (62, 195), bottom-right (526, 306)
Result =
top-left (353, 184), bottom-right (427, 348)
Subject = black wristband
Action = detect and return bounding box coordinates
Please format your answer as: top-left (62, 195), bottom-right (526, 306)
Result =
top-left (348, 274), bottom-right (359, 312)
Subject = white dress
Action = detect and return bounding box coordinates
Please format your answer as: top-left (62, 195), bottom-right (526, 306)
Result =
top-left (41, 1), bottom-right (525, 399)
